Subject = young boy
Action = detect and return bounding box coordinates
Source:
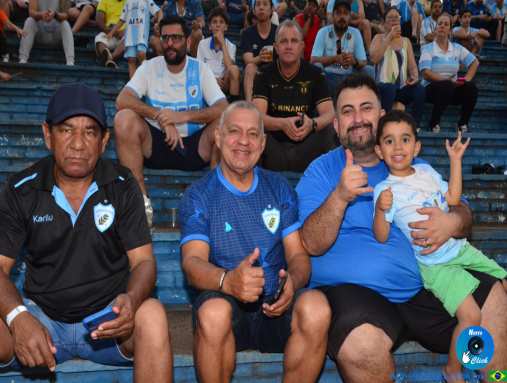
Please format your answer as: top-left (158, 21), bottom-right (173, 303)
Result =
top-left (452, 8), bottom-right (490, 55)
top-left (107, 0), bottom-right (161, 78)
top-left (196, 7), bottom-right (240, 100)
top-left (373, 110), bottom-right (507, 383)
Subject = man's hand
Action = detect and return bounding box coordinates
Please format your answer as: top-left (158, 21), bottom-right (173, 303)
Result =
top-left (223, 248), bottom-right (264, 303)
top-left (376, 187), bottom-right (393, 212)
top-left (408, 207), bottom-right (459, 255)
top-left (10, 312), bottom-right (57, 371)
top-left (262, 269), bottom-right (294, 317)
top-left (282, 116), bottom-right (303, 141)
top-left (336, 149), bottom-right (373, 203)
top-left (406, 76), bottom-right (418, 86)
top-left (342, 52), bottom-right (356, 67)
top-left (162, 123), bottom-right (184, 151)
top-left (445, 130), bottom-right (470, 162)
top-left (91, 294), bottom-right (135, 340)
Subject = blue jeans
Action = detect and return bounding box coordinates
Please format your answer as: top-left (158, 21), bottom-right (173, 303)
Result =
top-left (0, 298), bottom-right (132, 370)
top-left (378, 82), bottom-right (426, 126)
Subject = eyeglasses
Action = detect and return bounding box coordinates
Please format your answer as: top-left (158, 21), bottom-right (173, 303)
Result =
top-left (160, 34), bottom-right (186, 43)
top-left (386, 16), bottom-right (400, 21)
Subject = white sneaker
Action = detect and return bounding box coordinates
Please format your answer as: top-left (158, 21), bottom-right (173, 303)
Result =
top-left (66, 61), bottom-right (74, 66)
top-left (19, 58), bottom-right (27, 64)
top-left (432, 124), bottom-right (441, 133)
top-left (2, 54), bottom-right (9, 63)
top-left (143, 195), bottom-right (153, 229)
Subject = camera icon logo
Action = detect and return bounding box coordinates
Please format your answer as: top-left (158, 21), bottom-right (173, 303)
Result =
top-left (456, 326), bottom-right (494, 370)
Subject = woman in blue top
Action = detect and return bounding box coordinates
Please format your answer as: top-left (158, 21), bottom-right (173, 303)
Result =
top-left (419, 12), bottom-right (479, 133)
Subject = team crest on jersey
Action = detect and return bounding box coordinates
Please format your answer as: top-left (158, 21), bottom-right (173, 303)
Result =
top-left (94, 203), bottom-right (115, 233)
top-left (189, 85), bottom-right (198, 98)
top-left (262, 205), bottom-right (280, 234)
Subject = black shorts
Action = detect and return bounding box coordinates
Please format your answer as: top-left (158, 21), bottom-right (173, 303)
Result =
top-left (320, 271), bottom-right (499, 359)
top-left (192, 290), bottom-right (297, 353)
top-left (144, 124), bottom-right (209, 171)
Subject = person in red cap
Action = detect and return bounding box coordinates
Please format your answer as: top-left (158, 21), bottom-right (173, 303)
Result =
top-left (0, 84), bottom-right (172, 382)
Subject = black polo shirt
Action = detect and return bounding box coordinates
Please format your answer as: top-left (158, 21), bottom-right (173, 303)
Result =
top-left (0, 156), bottom-right (151, 323)
top-left (253, 59), bottom-right (331, 143)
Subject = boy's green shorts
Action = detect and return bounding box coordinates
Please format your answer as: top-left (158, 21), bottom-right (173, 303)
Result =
top-left (418, 241), bottom-right (507, 316)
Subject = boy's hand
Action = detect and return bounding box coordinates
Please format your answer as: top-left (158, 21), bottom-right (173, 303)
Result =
top-left (376, 187), bottom-right (393, 212)
top-left (445, 131), bottom-right (471, 161)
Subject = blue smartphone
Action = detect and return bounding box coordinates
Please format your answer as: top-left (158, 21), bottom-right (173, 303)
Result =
top-left (83, 306), bottom-right (117, 332)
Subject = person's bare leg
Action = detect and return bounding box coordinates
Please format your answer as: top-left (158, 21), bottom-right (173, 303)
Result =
top-left (188, 29), bottom-right (202, 57)
top-left (227, 65), bottom-right (241, 97)
top-left (479, 282), bottom-right (507, 381)
top-left (198, 118), bottom-right (219, 164)
top-left (71, 4), bottom-right (95, 33)
top-left (194, 298), bottom-right (235, 383)
top-left (336, 324), bottom-right (395, 383)
top-left (0, 319), bottom-right (14, 365)
top-left (243, 63), bottom-right (258, 102)
top-left (282, 290), bottom-right (330, 383)
top-left (0, 71), bottom-right (11, 81)
top-left (111, 40), bottom-right (125, 60)
top-left (444, 295), bottom-right (481, 383)
top-left (359, 19), bottom-right (372, 50)
top-left (120, 298), bottom-right (172, 383)
top-left (150, 36), bottom-right (163, 56)
top-left (114, 109), bottom-right (152, 195)
top-left (128, 57), bottom-right (136, 79)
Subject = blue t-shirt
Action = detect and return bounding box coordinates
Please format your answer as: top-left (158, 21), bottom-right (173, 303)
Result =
top-left (296, 147), bottom-right (423, 303)
top-left (398, 0), bottom-right (425, 24)
top-left (163, 0), bottom-right (203, 27)
top-left (467, 0), bottom-right (492, 15)
top-left (311, 25), bottom-right (366, 75)
top-left (179, 166), bottom-right (301, 296)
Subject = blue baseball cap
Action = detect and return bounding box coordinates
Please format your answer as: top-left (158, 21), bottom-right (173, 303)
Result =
top-left (46, 84), bottom-right (107, 130)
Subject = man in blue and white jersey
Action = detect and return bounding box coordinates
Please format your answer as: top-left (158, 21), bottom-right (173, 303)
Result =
top-left (179, 101), bottom-right (331, 383)
top-left (420, 0), bottom-right (441, 45)
top-left (114, 15), bottom-right (228, 226)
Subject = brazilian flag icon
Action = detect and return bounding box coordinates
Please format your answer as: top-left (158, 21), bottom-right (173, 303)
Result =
top-left (489, 370), bottom-right (507, 382)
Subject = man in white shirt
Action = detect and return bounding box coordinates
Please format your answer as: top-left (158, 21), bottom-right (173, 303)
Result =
top-left (114, 15), bottom-right (228, 227)
top-left (420, 0), bottom-right (442, 45)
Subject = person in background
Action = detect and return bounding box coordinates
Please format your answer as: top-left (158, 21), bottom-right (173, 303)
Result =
top-left (311, 0), bottom-right (370, 98)
top-left (161, 0), bottom-right (204, 57)
top-left (452, 8), bottom-right (489, 55)
top-left (419, 12), bottom-right (479, 133)
top-left (107, 0), bottom-right (162, 78)
top-left (253, 20), bottom-right (336, 171)
top-left (490, 0), bottom-right (507, 40)
top-left (18, 0), bottom-right (75, 65)
top-left (294, 0), bottom-right (321, 61)
top-left (398, 0), bottom-right (425, 42)
top-left (197, 7), bottom-right (241, 100)
top-left (67, 0), bottom-right (97, 33)
top-left (0, 0), bottom-right (24, 65)
top-left (442, 0), bottom-right (466, 24)
top-left (326, 0), bottom-right (372, 50)
top-left (94, 0), bottom-right (125, 68)
top-left (420, 0), bottom-right (442, 45)
top-left (240, 0), bottom-right (276, 101)
top-left (370, 6), bottom-right (424, 127)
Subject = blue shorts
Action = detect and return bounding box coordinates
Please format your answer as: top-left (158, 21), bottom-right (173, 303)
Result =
top-left (192, 290), bottom-right (305, 353)
top-left (124, 44), bottom-right (147, 59)
top-left (0, 298), bottom-right (133, 370)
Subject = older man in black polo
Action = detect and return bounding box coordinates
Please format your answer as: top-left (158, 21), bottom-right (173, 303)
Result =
top-left (0, 84), bottom-right (172, 382)
top-left (253, 19), bottom-right (336, 172)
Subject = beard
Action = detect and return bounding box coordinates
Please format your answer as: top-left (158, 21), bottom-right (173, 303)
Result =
top-left (164, 46), bottom-right (186, 65)
top-left (340, 123), bottom-right (376, 152)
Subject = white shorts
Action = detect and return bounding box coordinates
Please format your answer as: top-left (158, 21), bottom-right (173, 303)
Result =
top-left (94, 32), bottom-right (123, 50)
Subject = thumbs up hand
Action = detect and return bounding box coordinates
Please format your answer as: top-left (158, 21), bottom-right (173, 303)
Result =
top-left (336, 149), bottom-right (374, 203)
top-left (223, 248), bottom-right (265, 303)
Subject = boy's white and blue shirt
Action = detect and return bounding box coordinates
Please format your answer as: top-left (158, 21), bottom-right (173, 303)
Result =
top-left (419, 41), bottom-right (476, 86)
top-left (311, 25), bottom-right (366, 75)
top-left (374, 163), bottom-right (465, 265)
top-left (120, 0), bottom-right (159, 47)
top-left (179, 166), bottom-right (301, 296)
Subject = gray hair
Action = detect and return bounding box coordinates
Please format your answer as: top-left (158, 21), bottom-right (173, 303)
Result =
top-left (219, 101), bottom-right (264, 134)
top-left (275, 19), bottom-right (304, 43)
